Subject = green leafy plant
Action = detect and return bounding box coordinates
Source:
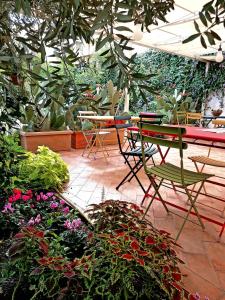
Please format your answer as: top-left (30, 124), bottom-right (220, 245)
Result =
top-left (85, 200), bottom-right (188, 300)
top-left (157, 89), bottom-right (196, 124)
top-left (18, 146), bottom-right (69, 191)
top-left (0, 131), bottom-right (27, 201)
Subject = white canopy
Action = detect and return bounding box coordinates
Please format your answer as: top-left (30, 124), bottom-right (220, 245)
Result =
top-left (129, 0), bottom-right (225, 62)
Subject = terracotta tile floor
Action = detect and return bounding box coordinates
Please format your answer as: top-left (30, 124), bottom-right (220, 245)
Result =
top-left (60, 144), bottom-right (225, 300)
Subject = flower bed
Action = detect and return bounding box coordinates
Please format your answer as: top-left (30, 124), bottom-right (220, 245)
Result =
top-left (0, 135), bottom-right (208, 299)
top-left (0, 190), bottom-right (202, 300)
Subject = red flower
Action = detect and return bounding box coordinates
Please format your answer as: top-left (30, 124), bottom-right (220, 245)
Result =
top-left (145, 236), bottom-right (156, 245)
top-left (137, 250), bottom-right (149, 256)
top-left (172, 273), bottom-right (181, 281)
top-left (39, 240), bottom-right (49, 254)
top-left (121, 253), bottom-right (133, 261)
top-left (22, 195), bottom-right (31, 201)
top-left (8, 196), bottom-right (14, 203)
top-left (26, 190), bottom-right (33, 196)
top-left (13, 188), bottom-right (22, 195)
top-left (136, 258), bottom-right (145, 266)
top-left (130, 240), bottom-right (140, 251)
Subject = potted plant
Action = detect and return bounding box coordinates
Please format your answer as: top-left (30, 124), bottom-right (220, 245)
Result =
top-left (96, 80), bottom-right (125, 146)
top-left (18, 60), bottom-right (79, 152)
top-left (71, 82), bottom-right (124, 149)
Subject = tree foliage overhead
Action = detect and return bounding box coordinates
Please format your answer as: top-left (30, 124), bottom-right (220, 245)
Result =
top-left (0, 0), bottom-right (224, 128)
top-left (183, 0), bottom-right (225, 48)
top-left (0, 0), bottom-right (176, 128)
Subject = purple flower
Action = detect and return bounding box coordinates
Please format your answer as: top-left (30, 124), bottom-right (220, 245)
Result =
top-left (50, 202), bottom-right (59, 209)
top-left (2, 203), bottom-right (15, 213)
top-left (62, 206), bottom-right (70, 215)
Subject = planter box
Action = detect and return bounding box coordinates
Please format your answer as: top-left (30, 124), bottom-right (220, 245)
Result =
top-left (98, 127), bottom-right (124, 145)
top-left (71, 128), bottom-right (124, 149)
top-left (71, 131), bottom-right (88, 149)
top-left (20, 130), bottom-right (72, 152)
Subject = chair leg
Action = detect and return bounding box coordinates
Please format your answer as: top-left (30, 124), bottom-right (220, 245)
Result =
top-left (127, 156), bottom-right (152, 182)
top-left (176, 181), bottom-right (205, 241)
top-left (142, 177), bottom-right (169, 219)
top-left (116, 158), bottom-right (145, 193)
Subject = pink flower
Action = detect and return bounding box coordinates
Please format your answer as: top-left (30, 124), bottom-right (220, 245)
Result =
top-left (36, 195), bottom-right (41, 201)
top-left (26, 190), bottom-right (33, 196)
top-left (64, 218), bottom-right (82, 231)
top-left (2, 203), bottom-right (14, 213)
top-left (50, 202), bottom-right (59, 209)
top-left (62, 206), bottom-right (70, 215)
top-left (35, 214), bottom-right (41, 224)
top-left (46, 192), bottom-right (54, 197)
top-left (27, 214), bottom-right (42, 226)
top-left (28, 217), bottom-right (35, 226)
top-left (60, 200), bottom-right (66, 206)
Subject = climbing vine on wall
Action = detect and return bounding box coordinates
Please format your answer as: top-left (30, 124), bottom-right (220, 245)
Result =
top-left (130, 50), bottom-right (225, 113)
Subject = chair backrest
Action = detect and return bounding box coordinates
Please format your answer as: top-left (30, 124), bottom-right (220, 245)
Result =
top-left (176, 111), bottom-right (187, 125)
top-left (78, 111), bottom-right (97, 116)
top-left (78, 111), bottom-right (97, 131)
top-left (114, 115), bottom-right (132, 152)
top-left (186, 112), bottom-right (202, 124)
top-left (138, 122), bottom-right (187, 184)
top-left (139, 112), bottom-right (164, 125)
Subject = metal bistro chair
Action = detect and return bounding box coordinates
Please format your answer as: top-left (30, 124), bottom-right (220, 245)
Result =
top-left (186, 112), bottom-right (202, 126)
top-left (138, 123), bottom-right (213, 241)
top-left (176, 111), bottom-right (187, 125)
top-left (127, 112), bottom-right (164, 149)
top-left (115, 115), bottom-right (158, 194)
top-left (78, 111), bottom-right (110, 160)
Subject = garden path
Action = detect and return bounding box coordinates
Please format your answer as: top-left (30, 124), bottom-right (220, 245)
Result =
top-left (61, 145), bottom-right (225, 300)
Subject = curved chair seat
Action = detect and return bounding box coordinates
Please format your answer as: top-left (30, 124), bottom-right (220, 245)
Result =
top-left (189, 156), bottom-right (225, 167)
top-left (147, 162), bottom-right (211, 186)
top-left (123, 146), bottom-right (158, 157)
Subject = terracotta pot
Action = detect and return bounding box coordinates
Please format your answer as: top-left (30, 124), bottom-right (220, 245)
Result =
top-left (20, 130), bottom-right (72, 152)
top-left (211, 109), bottom-right (223, 117)
top-left (71, 128), bottom-right (124, 148)
top-left (96, 127), bottom-right (124, 146)
top-left (71, 131), bottom-right (89, 149)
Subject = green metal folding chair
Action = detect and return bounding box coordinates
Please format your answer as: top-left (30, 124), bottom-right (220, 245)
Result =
top-left (138, 123), bottom-right (213, 241)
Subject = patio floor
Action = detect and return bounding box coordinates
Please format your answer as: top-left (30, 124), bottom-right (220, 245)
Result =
top-left (60, 144), bottom-right (225, 300)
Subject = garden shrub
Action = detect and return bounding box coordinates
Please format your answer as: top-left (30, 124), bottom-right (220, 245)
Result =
top-left (18, 146), bottom-right (69, 191)
top-left (0, 198), bottom-right (203, 300)
top-left (0, 131), bottom-right (27, 200)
